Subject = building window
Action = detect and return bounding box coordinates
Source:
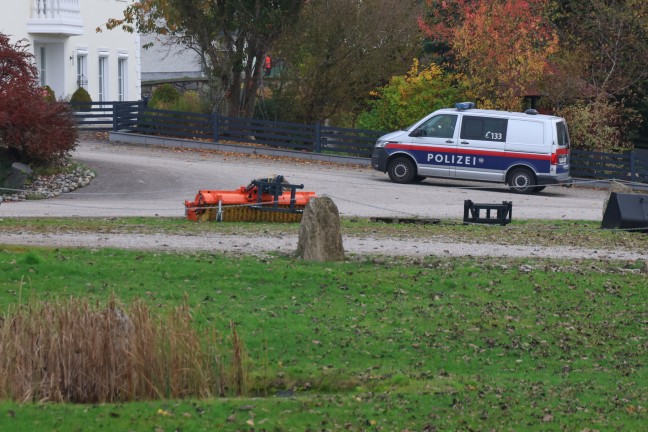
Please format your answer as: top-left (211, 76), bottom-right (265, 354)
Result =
top-left (76, 51), bottom-right (88, 89)
top-left (39, 46), bottom-right (46, 87)
top-left (98, 55), bottom-right (108, 101)
top-left (118, 57), bottom-right (127, 101)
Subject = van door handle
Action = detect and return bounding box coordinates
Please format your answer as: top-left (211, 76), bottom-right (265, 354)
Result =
top-left (445, 140), bottom-right (453, 144)
top-left (461, 141), bottom-right (470, 145)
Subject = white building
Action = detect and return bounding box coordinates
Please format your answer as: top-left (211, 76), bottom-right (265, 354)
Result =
top-left (0, 0), bottom-right (141, 102)
top-left (139, 32), bottom-right (207, 100)
top-left (140, 33), bottom-right (204, 83)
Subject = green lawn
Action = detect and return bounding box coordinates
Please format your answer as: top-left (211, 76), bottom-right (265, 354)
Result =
top-left (0, 244), bottom-right (646, 430)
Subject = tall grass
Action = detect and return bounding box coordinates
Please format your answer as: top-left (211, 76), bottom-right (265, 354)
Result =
top-left (0, 296), bottom-right (247, 403)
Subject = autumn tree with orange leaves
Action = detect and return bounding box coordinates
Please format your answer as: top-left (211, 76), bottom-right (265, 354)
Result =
top-left (420, 0), bottom-right (558, 111)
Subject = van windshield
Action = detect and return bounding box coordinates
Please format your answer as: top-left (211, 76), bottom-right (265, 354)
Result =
top-left (556, 121), bottom-right (570, 148)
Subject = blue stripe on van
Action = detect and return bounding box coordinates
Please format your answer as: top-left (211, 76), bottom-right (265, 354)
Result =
top-left (385, 144), bottom-right (559, 173)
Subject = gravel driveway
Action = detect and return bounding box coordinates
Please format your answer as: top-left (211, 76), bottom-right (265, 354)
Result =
top-left (2, 138), bottom-right (644, 261)
top-left (1, 139), bottom-right (610, 219)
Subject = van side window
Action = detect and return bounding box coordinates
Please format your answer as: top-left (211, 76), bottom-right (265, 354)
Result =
top-left (417, 114), bottom-right (458, 139)
top-left (461, 116), bottom-right (508, 142)
top-left (556, 121), bottom-right (570, 147)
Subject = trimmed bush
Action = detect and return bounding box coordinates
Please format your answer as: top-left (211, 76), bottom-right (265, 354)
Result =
top-left (70, 86), bottom-right (92, 112)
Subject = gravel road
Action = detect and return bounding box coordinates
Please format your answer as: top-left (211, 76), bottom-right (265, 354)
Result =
top-left (1, 232), bottom-right (646, 261)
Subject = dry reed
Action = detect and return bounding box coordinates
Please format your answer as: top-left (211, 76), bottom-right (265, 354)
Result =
top-left (0, 296), bottom-right (248, 403)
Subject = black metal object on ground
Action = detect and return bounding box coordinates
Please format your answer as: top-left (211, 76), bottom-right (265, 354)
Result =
top-left (463, 200), bottom-right (512, 226)
top-left (601, 192), bottom-right (648, 231)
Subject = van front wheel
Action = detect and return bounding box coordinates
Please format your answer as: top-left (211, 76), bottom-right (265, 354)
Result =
top-left (508, 168), bottom-right (536, 194)
top-left (388, 157), bottom-right (416, 184)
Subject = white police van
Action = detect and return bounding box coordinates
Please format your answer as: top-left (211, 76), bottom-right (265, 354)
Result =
top-left (371, 102), bottom-right (571, 193)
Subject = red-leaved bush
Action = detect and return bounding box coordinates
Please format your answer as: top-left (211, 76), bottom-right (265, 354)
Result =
top-left (0, 33), bottom-right (77, 165)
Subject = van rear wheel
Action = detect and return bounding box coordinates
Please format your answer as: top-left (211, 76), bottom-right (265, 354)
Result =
top-left (388, 157), bottom-right (416, 184)
top-left (508, 168), bottom-right (536, 194)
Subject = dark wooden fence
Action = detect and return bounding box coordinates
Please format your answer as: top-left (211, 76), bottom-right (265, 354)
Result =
top-left (320, 125), bottom-right (380, 158)
top-left (570, 149), bottom-right (648, 183)
top-left (122, 106), bottom-right (214, 140)
top-left (76, 101), bottom-right (381, 158)
top-left (71, 101), bottom-right (647, 183)
top-left (70, 101), bottom-right (128, 131)
top-left (218, 116), bottom-right (316, 151)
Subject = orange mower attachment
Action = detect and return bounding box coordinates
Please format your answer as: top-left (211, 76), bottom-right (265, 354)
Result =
top-left (184, 175), bottom-right (316, 222)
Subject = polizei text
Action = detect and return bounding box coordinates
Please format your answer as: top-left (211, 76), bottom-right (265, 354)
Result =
top-left (427, 153), bottom-right (479, 165)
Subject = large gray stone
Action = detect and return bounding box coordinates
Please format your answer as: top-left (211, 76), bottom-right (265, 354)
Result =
top-left (296, 196), bottom-right (345, 261)
top-left (3, 162), bottom-right (33, 192)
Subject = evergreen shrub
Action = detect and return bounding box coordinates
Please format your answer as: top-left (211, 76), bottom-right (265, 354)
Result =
top-left (70, 87), bottom-right (92, 112)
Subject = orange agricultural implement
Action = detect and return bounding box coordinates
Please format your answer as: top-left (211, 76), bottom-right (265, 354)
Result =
top-left (184, 175), bottom-right (316, 222)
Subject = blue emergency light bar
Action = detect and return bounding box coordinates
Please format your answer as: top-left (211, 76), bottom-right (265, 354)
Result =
top-left (455, 102), bottom-right (475, 111)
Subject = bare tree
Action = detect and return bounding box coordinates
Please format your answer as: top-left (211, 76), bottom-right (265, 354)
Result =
top-left (546, 0), bottom-right (648, 103)
top-left (269, 0), bottom-right (422, 124)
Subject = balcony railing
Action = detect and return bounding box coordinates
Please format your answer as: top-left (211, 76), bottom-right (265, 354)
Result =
top-left (27, 0), bottom-right (84, 36)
